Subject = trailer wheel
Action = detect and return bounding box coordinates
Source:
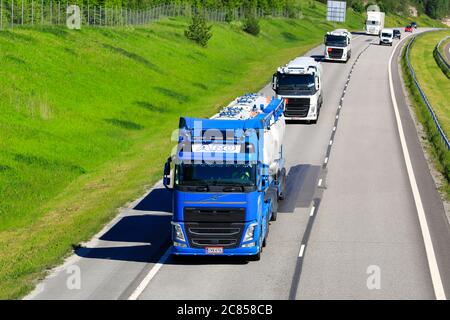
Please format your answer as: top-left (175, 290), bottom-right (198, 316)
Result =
top-left (270, 198), bottom-right (278, 221)
top-left (278, 169), bottom-right (287, 201)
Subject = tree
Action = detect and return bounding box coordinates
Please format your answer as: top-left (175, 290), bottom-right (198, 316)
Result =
top-left (184, 12), bottom-right (213, 47)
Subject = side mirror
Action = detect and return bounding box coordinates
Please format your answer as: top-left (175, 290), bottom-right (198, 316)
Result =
top-left (163, 157), bottom-right (172, 189)
top-left (261, 175), bottom-right (269, 190)
top-left (272, 73), bottom-right (278, 92)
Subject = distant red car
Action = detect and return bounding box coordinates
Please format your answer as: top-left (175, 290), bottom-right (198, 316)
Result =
top-left (405, 25), bottom-right (413, 32)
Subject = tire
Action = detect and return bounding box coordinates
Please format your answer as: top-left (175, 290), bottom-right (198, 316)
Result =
top-left (263, 221), bottom-right (269, 247)
top-left (249, 231), bottom-right (263, 261)
top-left (278, 171), bottom-right (287, 201)
top-left (270, 200), bottom-right (278, 221)
top-left (248, 252), bottom-right (261, 261)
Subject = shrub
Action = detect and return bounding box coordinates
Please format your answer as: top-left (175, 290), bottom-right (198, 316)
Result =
top-left (243, 16), bottom-right (260, 36)
top-left (351, 0), bottom-right (365, 13)
top-left (184, 13), bottom-right (213, 47)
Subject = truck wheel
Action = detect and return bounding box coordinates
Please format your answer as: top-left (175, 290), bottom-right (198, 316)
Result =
top-left (270, 209), bottom-right (278, 221)
top-left (249, 232), bottom-right (263, 261)
top-left (270, 198), bottom-right (278, 221)
top-left (263, 221), bottom-right (269, 247)
top-left (278, 173), bottom-right (286, 201)
top-left (249, 252), bottom-right (261, 261)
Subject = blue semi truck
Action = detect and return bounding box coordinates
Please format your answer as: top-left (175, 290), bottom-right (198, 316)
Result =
top-left (163, 94), bottom-right (287, 260)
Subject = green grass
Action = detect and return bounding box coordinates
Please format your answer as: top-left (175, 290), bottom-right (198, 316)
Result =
top-left (385, 13), bottom-right (446, 28)
top-left (401, 30), bottom-right (450, 198)
top-left (0, 2), bottom-right (370, 299)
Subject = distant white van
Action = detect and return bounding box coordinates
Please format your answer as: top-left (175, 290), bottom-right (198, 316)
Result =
top-left (379, 29), bottom-right (394, 46)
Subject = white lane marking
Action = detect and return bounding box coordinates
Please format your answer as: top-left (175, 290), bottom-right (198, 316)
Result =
top-left (324, 157), bottom-right (328, 164)
top-left (336, 115), bottom-right (339, 119)
top-left (333, 126), bottom-right (336, 131)
top-left (388, 33), bottom-right (446, 300)
top-left (128, 248), bottom-right (171, 300)
top-left (298, 244), bottom-right (306, 257)
top-left (310, 206), bottom-right (315, 217)
top-left (329, 140), bottom-right (333, 145)
top-left (318, 179), bottom-right (322, 187)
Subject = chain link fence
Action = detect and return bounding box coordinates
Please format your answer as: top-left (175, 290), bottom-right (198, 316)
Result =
top-left (0, 1), bottom-right (303, 29)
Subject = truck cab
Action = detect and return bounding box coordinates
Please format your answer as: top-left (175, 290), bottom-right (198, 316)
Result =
top-left (324, 29), bottom-right (352, 62)
top-left (164, 94), bottom-right (286, 261)
top-left (272, 57), bottom-right (323, 123)
top-left (366, 11), bottom-right (385, 35)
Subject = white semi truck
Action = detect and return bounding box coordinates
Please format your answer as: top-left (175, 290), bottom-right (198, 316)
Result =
top-left (324, 29), bottom-right (352, 62)
top-left (272, 57), bottom-right (323, 123)
top-left (365, 11), bottom-right (385, 35)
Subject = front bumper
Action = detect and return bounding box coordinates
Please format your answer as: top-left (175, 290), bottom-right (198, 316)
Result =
top-left (284, 113), bottom-right (318, 121)
top-left (171, 220), bottom-right (261, 256)
top-left (172, 245), bottom-right (260, 256)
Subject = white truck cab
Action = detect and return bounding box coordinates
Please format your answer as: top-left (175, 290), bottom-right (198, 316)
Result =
top-left (272, 57), bottom-right (323, 123)
top-left (366, 11), bottom-right (385, 35)
top-left (324, 29), bottom-right (352, 62)
top-left (379, 28), bottom-right (394, 46)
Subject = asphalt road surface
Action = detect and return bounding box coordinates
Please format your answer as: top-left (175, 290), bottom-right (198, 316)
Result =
top-left (27, 29), bottom-right (450, 300)
top-left (445, 40), bottom-right (450, 63)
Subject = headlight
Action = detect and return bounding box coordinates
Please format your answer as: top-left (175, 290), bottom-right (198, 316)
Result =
top-left (243, 223), bottom-right (257, 242)
top-left (172, 222), bottom-right (185, 242)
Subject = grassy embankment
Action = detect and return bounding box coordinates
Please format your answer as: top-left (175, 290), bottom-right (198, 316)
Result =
top-left (401, 30), bottom-right (450, 198)
top-left (385, 13), bottom-right (446, 28)
top-left (0, 2), bottom-right (367, 299)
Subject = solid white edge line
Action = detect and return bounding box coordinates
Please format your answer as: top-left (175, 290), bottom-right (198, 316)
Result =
top-left (388, 32), bottom-right (446, 300)
top-left (128, 248), bottom-right (171, 300)
top-left (298, 244), bottom-right (306, 258)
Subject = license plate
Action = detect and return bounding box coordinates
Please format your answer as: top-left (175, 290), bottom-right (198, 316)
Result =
top-left (205, 247), bottom-right (224, 255)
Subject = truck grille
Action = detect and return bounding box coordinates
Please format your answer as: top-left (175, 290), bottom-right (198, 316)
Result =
top-left (183, 207), bottom-right (246, 249)
top-left (328, 48), bottom-right (344, 59)
top-left (185, 222), bottom-right (245, 248)
top-left (184, 207), bottom-right (246, 222)
top-left (284, 98), bottom-right (310, 118)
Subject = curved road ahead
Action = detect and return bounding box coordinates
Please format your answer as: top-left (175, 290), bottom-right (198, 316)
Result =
top-left (27, 29), bottom-right (450, 300)
top-left (445, 40), bottom-right (450, 63)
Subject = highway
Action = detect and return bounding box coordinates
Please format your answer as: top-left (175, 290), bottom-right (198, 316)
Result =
top-left (27, 29), bottom-right (450, 300)
top-left (445, 39), bottom-right (450, 63)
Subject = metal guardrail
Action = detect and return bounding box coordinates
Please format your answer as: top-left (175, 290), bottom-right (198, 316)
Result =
top-left (405, 33), bottom-right (450, 150)
top-left (434, 36), bottom-right (450, 77)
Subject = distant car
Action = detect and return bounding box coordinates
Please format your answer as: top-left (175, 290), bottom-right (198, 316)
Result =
top-left (405, 25), bottom-right (413, 33)
top-left (393, 29), bottom-right (401, 39)
top-left (411, 22), bottom-right (417, 29)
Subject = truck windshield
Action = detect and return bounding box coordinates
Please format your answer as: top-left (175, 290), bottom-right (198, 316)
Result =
top-left (277, 74), bottom-right (316, 95)
top-left (325, 35), bottom-right (347, 47)
top-left (381, 33), bottom-right (392, 38)
top-left (175, 163), bottom-right (256, 186)
top-left (367, 20), bottom-right (380, 25)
